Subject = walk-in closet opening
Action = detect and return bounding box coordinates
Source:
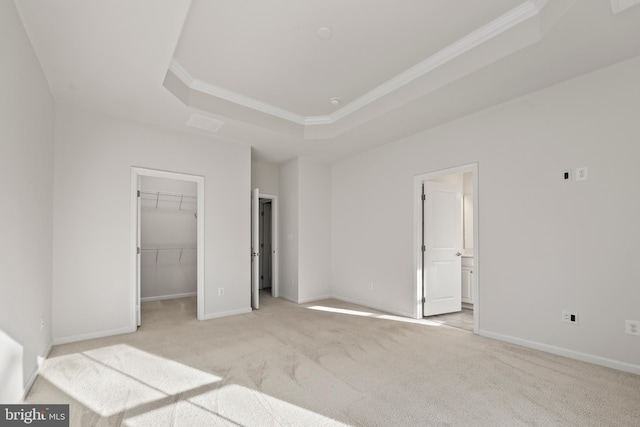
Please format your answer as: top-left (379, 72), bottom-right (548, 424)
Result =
top-left (140, 176), bottom-right (197, 321)
top-left (131, 168), bottom-right (205, 328)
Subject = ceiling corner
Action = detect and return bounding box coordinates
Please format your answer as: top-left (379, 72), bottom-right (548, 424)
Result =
top-left (610, 0), bottom-right (640, 14)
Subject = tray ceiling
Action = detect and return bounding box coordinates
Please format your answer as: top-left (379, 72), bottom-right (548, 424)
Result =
top-left (14, 0), bottom-right (640, 162)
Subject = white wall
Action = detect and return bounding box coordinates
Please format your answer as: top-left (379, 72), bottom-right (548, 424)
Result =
top-left (0, 1), bottom-right (54, 402)
top-left (140, 176), bottom-right (197, 300)
top-left (278, 158), bottom-right (332, 303)
top-left (298, 158), bottom-right (332, 302)
top-left (53, 105), bottom-right (251, 343)
top-left (251, 159), bottom-right (280, 195)
top-left (332, 55), bottom-right (640, 372)
top-left (278, 159), bottom-right (299, 302)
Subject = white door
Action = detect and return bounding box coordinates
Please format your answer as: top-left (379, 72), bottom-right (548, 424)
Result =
top-left (423, 181), bottom-right (462, 316)
top-left (251, 188), bottom-right (260, 309)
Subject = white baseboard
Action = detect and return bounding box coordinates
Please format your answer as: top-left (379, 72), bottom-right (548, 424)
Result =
top-left (479, 329), bottom-right (640, 376)
top-left (278, 293), bottom-right (297, 303)
top-left (297, 294), bottom-right (333, 304)
top-left (20, 340), bottom-right (53, 402)
top-left (141, 292), bottom-right (196, 302)
top-left (53, 325), bottom-right (136, 345)
top-left (21, 341), bottom-right (53, 401)
top-left (201, 307), bottom-right (252, 320)
top-left (330, 294), bottom-right (415, 318)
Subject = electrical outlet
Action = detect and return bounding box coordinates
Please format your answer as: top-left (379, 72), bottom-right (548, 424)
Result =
top-left (626, 320), bottom-right (640, 335)
top-left (562, 311), bottom-right (578, 324)
top-left (575, 167), bottom-right (588, 181)
top-left (368, 282), bottom-right (373, 290)
top-left (218, 288), bottom-right (224, 296)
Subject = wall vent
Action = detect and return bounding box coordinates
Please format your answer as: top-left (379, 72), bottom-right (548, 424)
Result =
top-left (186, 113), bottom-right (224, 133)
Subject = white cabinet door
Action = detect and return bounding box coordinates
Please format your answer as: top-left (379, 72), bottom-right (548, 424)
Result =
top-left (461, 267), bottom-right (473, 304)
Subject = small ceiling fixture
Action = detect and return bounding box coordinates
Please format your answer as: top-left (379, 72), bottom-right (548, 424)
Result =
top-left (317, 26), bottom-right (333, 40)
top-left (330, 97), bottom-right (341, 106)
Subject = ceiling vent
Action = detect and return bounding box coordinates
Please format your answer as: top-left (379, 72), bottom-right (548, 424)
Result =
top-left (186, 113), bottom-right (224, 133)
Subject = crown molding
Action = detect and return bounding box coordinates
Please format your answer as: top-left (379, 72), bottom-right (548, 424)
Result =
top-left (168, 59), bottom-right (193, 86)
top-left (327, 0), bottom-right (545, 124)
top-left (610, 0), bottom-right (640, 14)
top-left (168, 0), bottom-right (550, 129)
top-left (531, 0), bottom-right (549, 12)
top-left (170, 59), bottom-right (308, 125)
top-left (304, 116), bottom-right (333, 126)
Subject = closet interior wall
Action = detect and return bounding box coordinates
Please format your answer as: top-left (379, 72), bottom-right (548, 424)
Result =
top-left (140, 176), bottom-right (197, 301)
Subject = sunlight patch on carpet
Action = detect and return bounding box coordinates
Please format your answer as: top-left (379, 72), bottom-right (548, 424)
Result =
top-left (125, 384), bottom-right (350, 427)
top-left (307, 305), bottom-right (441, 326)
top-left (41, 344), bottom-right (221, 417)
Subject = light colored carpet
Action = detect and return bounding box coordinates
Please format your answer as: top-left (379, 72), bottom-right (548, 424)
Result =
top-left (425, 308), bottom-right (474, 332)
top-left (25, 294), bottom-right (640, 426)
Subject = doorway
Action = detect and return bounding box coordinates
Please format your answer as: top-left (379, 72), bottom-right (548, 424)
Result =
top-left (251, 190), bottom-right (278, 310)
top-left (259, 199), bottom-right (273, 292)
top-left (414, 163), bottom-right (478, 333)
top-left (130, 167), bottom-right (205, 328)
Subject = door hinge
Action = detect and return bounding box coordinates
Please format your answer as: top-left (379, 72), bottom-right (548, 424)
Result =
top-left (137, 247), bottom-right (141, 255)
top-left (422, 245), bottom-right (426, 252)
top-left (422, 297), bottom-right (426, 303)
top-left (137, 190), bottom-right (141, 197)
top-left (421, 194), bottom-right (426, 201)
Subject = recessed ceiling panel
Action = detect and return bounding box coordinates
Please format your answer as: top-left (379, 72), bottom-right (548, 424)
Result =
top-left (173, 0), bottom-right (523, 117)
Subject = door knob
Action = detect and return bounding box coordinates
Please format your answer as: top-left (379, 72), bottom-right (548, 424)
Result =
top-left (456, 252), bottom-right (462, 256)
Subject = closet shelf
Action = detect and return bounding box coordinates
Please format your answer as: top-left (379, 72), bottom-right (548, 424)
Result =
top-left (139, 190), bottom-right (197, 211)
top-left (141, 247), bottom-right (196, 264)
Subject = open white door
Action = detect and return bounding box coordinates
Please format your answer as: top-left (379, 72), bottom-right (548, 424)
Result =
top-left (136, 177), bottom-right (142, 326)
top-left (251, 188), bottom-right (260, 309)
top-left (423, 180), bottom-right (462, 316)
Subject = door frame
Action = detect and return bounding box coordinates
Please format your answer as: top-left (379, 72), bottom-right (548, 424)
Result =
top-left (413, 162), bottom-right (479, 333)
top-left (130, 167), bottom-right (205, 326)
top-left (258, 193), bottom-right (279, 298)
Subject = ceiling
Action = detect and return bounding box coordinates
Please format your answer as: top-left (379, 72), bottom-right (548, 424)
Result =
top-left (14, 0), bottom-right (640, 163)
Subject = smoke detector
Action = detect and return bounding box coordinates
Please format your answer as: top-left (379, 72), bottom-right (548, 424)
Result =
top-left (317, 26), bottom-right (333, 40)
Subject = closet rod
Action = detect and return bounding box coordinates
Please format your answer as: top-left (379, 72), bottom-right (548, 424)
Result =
top-left (140, 248), bottom-right (196, 251)
top-left (139, 190), bottom-right (197, 199)
top-left (139, 190), bottom-right (196, 210)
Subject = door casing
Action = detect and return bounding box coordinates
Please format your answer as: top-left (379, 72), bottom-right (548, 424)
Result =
top-left (130, 167), bottom-right (205, 328)
top-left (258, 193), bottom-right (279, 299)
top-left (413, 163), bottom-right (479, 333)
